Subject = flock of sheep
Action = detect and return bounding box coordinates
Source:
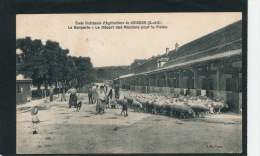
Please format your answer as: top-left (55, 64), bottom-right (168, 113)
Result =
top-left (115, 93), bottom-right (228, 119)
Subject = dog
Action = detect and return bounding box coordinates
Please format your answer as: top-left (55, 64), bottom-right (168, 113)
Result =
top-left (120, 103), bottom-right (128, 117)
top-left (74, 101), bottom-right (82, 112)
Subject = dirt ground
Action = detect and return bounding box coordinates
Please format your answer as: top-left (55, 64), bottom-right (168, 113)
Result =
top-left (16, 89), bottom-right (242, 154)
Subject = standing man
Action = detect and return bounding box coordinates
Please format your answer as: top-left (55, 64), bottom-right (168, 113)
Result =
top-left (107, 85), bottom-right (116, 108)
top-left (88, 86), bottom-right (93, 104)
top-left (49, 85), bottom-right (54, 102)
top-left (115, 84), bottom-right (120, 99)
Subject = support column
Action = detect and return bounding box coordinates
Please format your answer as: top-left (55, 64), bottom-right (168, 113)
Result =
top-left (156, 74), bottom-right (159, 87)
top-left (190, 67), bottom-right (198, 89)
top-left (216, 65), bottom-right (223, 91)
top-left (142, 76), bottom-right (146, 86)
top-left (179, 70), bottom-right (183, 88)
top-left (232, 71), bottom-right (239, 92)
top-left (164, 72), bottom-right (168, 87)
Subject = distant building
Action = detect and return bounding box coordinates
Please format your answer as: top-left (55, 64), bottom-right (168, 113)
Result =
top-left (16, 74), bottom-right (33, 104)
top-left (116, 20), bottom-right (242, 113)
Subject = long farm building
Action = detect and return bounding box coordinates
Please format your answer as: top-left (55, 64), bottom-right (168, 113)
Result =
top-left (115, 20), bottom-right (243, 113)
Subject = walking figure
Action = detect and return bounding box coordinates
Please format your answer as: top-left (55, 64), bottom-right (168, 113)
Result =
top-left (67, 85), bottom-right (77, 108)
top-left (88, 86), bottom-right (93, 104)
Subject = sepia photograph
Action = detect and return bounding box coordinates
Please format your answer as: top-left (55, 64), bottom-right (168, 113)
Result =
top-left (16, 13), bottom-right (243, 154)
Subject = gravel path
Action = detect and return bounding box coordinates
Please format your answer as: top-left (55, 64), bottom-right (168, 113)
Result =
top-left (16, 89), bottom-right (242, 154)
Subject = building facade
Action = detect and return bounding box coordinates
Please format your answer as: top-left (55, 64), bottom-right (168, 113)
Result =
top-left (116, 20), bottom-right (243, 113)
top-left (16, 74), bottom-right (33, 104)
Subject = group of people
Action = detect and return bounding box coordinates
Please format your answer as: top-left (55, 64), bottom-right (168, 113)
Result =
top-left (87, 84), bottom-right (120, 108)
top-left (66, 84), bottom-right (120, 109)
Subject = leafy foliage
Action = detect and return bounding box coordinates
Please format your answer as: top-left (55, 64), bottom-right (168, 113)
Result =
top-left (16, 37), bottom-right (94, 90)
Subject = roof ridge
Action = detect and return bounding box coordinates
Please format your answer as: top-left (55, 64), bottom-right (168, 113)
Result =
top-left (138, 49), bottom-right (242, 76)
top-left (164, 39), bottom-right (242, 65)
top-left (177, 20), bottom-right (242, 50)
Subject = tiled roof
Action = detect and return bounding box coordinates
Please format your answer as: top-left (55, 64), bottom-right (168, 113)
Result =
top-left (119, 20), bottom-right (242, 78)
top-left (162, 39), bottom-right (242, 68)
top-left (163, 20), bottom-right (242, 68)
top-left (153, 49), bottom-right (242, 73)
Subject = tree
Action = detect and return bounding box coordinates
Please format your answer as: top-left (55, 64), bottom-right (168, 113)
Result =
top-left (70, 56), bottom-right (94, 88)
top-left (42, 40), bottom-right (67, 88)
top-left (17, 37), bottom-right (95, 92)
top-left (16, 37), bottom-right (47, 90)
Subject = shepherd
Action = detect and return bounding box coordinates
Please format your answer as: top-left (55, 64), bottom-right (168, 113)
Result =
top-left (67, 85), bottom-right (78, 108)
top-left (107, 85), bottom-right (116, 109)
top-left (31, 106), bottom-right (40, 134)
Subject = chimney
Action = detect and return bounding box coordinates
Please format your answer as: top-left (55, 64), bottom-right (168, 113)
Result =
top-left (175, 43), bottom-right (179, 51)
top-left (166, 48), bottom-right (169, 55)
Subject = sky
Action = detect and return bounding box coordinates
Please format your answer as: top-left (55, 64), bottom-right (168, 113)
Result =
top-left (16, 13), bottom-right (242, 67)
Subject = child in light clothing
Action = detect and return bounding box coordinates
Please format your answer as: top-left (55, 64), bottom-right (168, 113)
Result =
top-left (31, 106), bottom-right (40, 134)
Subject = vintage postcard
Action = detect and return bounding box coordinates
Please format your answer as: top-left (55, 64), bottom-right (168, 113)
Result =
top-left (16, 13), bottom-right (243, 154)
